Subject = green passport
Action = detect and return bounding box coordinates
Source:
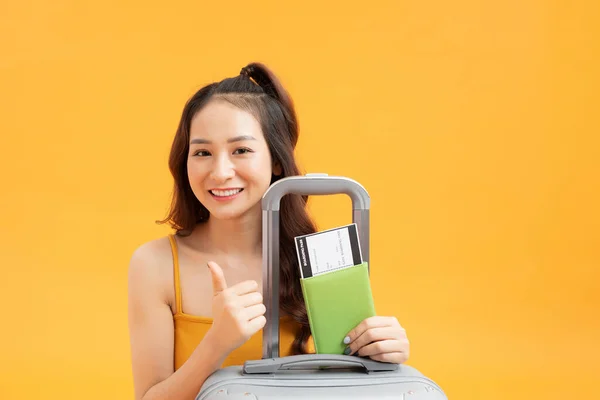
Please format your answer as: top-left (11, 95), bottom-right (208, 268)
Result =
top-left (300, 262), bottom-right (376, 354)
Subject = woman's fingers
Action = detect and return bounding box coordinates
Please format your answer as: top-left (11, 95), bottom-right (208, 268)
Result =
top-left (356, 339), bottom-right (406, 357)
top-left (238, 291), bottom-right (263, 307)
top-left (228, 279), bottom-right (259, 296)
top-left (243, 303), bottom-right (267, 320)
top-left (346, 326), bottom-right (398, 355)
top-left (345, 316), bottom-right (398, 345)
top-left (246, 315), bottom-right (267, 335)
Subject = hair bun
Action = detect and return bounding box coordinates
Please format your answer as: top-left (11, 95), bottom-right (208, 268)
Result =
top-left (240, 65), bottom-right (255, 77)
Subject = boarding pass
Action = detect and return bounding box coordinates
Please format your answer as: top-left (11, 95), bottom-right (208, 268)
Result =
top-left (295, 223), bottom-right (363, 279)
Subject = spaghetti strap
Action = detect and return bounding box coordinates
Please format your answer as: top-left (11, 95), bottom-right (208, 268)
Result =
top-left (168, 234), bottom-right (183, 314)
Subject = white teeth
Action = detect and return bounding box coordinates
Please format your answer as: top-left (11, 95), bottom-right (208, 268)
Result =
top-left (211, 189), bottom-right (242, 197)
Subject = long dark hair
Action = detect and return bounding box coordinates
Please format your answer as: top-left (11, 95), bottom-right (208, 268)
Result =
top-left (157, 62), bottom-right (317, 354)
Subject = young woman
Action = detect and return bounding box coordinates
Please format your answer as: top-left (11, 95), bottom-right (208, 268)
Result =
top-left (127, 63), bottom-right (410, 400)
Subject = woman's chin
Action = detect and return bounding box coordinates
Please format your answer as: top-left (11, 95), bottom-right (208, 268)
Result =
top-left (207, 206), bottom-right (259, 222)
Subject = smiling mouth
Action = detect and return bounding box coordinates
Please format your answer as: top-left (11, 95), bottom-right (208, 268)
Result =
top-left (209, 188), bottom-right (244, 197)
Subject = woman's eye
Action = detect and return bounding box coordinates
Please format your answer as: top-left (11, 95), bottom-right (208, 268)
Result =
top-left (193, 150), bottom-right (211, 157)
top-left (234, 148), bottom-right (253, 155)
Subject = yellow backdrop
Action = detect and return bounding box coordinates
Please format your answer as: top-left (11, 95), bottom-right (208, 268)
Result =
top-left (1, 1), bottom-right (598, 399)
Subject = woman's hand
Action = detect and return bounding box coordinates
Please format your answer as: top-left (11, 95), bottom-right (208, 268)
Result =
top-left (343, 316), bottom-right (410, 364)
top-left (205, 261), bottom-right (266, 356)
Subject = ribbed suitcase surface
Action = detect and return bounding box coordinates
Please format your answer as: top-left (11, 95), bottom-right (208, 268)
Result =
top-left (197, 364), bottom-right (446, 399)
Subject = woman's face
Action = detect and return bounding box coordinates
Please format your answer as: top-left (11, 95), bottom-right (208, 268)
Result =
top-left (187, 99), bottom-right (278, 221)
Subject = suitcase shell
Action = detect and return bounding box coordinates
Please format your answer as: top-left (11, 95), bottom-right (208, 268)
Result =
top-left (198, 363), bottom-right (446, 399)
top-left (195, 174), bottom-right (447, 399)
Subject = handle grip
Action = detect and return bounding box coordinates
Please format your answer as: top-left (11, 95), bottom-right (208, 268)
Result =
top-left (243, 354), bottom-right (398, 374)
top-left (261, 174), bottom-right (370, 211)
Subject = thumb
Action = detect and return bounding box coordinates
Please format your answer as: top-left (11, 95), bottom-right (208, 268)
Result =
top-left (207, 261), bottom-right (227, 294)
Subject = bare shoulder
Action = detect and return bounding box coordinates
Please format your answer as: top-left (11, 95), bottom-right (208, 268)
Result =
top-left (129, 236), bottom-right (173, 268)
top-left (128, 235), bottom-right (175, 305)
top-left (127, 235), bottom-right (179, 399)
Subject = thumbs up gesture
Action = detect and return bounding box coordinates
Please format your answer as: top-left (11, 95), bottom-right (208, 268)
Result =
top-left (206, 261), bottom-right (267, 355)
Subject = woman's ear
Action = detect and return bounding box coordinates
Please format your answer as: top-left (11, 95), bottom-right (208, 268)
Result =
top-left (272, 162), bottom-right (282, 176)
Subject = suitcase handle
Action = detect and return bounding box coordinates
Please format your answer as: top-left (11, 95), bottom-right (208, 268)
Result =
top-left (261, 174), bottom-right (370, 359)
top-left (243, 354), bottom-right (397, 374)
top-left (262, 174), bottom-right (370, 211)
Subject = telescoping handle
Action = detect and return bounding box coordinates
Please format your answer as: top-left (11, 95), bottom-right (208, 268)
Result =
top-left (261, 173), bottom-right (370, 360)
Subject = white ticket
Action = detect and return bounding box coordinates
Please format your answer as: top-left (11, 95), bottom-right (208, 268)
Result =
top-left (295, 223), bottom-right (363, 279)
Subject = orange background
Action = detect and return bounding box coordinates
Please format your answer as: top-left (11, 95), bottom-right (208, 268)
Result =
top-left (1, 1), bottom-right (599, 399)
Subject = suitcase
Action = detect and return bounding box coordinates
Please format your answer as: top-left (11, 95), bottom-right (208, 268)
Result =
top-left (196, 174), bottom-right (448, 399)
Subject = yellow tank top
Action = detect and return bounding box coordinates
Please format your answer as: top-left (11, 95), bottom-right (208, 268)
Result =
top-left (168, 235), bottom-right (312, 370)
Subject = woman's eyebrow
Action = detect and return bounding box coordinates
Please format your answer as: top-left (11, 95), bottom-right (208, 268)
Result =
top-left (190, 135), bottom-right (257, 145)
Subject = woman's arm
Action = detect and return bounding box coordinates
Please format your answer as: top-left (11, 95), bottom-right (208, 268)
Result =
top-left (127, 244), bottom-right (225, 400)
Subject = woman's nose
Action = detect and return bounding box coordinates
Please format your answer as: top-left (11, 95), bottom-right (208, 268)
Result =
top-left (209, 155), bottom-right (235, 182)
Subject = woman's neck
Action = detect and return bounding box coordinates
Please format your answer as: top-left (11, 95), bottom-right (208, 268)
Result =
top-left (199, 207), bottom-right (262, 257)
